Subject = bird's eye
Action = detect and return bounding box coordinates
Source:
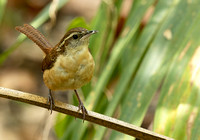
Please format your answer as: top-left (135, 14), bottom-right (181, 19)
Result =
top-left (73, 34), bottom-right (78, 39)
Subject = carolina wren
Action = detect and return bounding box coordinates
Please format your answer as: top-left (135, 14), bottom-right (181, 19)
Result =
top-left (15, 24), bottom-right (97, 119)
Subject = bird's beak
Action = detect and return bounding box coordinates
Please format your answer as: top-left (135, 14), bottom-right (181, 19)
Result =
top-left (81, 30), bottom-right (98, 40)
top-left (87, 30), bottom-right (98, 35)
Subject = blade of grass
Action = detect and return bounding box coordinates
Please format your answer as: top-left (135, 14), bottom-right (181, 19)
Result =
top-left (93, 0), bottom-right (158, 139)
top-left (0, 0), bottom-right (6, 24)
top-left (191, 104), bottom-right (200, 140)
top-left (110, 0), bottom-right (200, 139)
top-left (154, 9), bottom-right (200, 139)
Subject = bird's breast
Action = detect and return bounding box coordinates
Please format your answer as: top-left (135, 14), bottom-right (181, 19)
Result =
top-left (43, 48), bottom-right (95, 90)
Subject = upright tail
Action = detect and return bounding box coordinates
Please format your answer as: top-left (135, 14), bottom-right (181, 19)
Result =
top-left (15, 24), bottom-right (52, 54)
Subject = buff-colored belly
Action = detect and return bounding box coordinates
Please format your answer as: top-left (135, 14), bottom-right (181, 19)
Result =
top-left (43, 50), bottom-right (95, 90)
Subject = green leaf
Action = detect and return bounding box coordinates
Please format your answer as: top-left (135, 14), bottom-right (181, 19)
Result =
top-left (110, 0), bottom-right (200, 139)
top-left (66, 17), bottom-right (90, 31)
top-left (0, 0), bottom-right (6, 24)
top-left (154, 9), bottom-right (200, 139)
top-left (93, 0), bottom-right (156, 139)
top-left (191, 105), bottom-right (200, 140)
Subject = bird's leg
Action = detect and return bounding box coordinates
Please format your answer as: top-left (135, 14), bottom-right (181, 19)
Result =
top-left (74, 90), bottom-right (88, 120)
top-left (47, 89), bottom-right (55, 114)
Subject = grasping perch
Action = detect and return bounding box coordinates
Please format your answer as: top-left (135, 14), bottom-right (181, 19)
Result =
top-left (16, 24), bottom-right (97, 119)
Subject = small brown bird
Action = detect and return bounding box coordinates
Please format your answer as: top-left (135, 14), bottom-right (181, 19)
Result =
top-left (15, 24), bottom-right (97, 119)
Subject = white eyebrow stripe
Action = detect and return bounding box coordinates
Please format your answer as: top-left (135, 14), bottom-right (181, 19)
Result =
top-left (59, 32), bottom-right (80, 47)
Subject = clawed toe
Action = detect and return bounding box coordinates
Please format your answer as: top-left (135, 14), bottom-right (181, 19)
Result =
top-left (47, 89), bottom-right (55, 114)
top-left (78, 102), bottom-right (88, 120)
top-left (74, 90), bottom-right (88, 121)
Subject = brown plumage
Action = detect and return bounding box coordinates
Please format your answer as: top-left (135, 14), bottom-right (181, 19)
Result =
top-left (15, 24), bottom-right (52, 54)
top-left (15, 24), bottom-right (97, 120)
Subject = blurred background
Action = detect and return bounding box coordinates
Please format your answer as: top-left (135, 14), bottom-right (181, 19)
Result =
top-left (0, 0), bottom-right (200, 140)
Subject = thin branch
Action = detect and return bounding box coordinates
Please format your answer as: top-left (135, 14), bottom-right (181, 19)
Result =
top-left (0, 87), bottom-right (173, 140)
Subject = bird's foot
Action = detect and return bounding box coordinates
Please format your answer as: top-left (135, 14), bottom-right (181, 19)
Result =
top-left (47, 89), bottom-right (55, 114)
top-left (78, 101), bottom-right (88, 121)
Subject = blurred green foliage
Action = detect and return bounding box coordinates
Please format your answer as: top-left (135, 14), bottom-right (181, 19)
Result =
top-left (1, 0), bottom-right (200, 140)
top-left (66, 17), bottom-right (90, 31)
top-left (0, 0), bottom-right (6, 24)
